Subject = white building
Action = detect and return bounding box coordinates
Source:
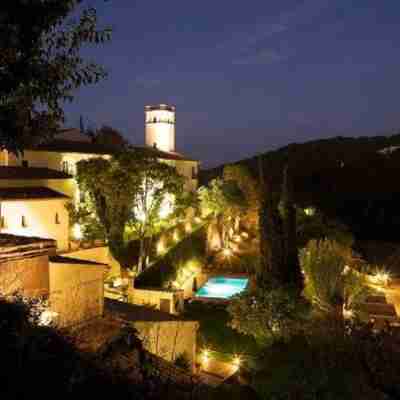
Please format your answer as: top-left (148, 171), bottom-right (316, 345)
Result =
top-left (0, 104), bottom-right (199, 251)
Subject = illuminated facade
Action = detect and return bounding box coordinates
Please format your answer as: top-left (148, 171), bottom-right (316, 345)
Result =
top-left (0, 105), bottom-right (199, 251)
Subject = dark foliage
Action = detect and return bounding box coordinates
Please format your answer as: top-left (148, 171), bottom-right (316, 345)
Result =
top-left (200, 133), bottom-right (400, 240)
top-left (0, 0), bottom-right (111, 153)
top-left (252, 321), bottom-right (400, 400)
top-left (0, 298), bottom-right (146, 400)
top-left (135, 228), bottom-right (207, 289)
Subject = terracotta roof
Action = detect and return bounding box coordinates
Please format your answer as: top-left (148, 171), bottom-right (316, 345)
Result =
top-left (0, 234), bottom-right (56, 262)
top-left (50, 255), bottom-right (107, 267)
top-left (27, 139), bottom-right (119, 155)
top-left (0, 187), bottom-right (69, 201)
top-left (131, 146), bottom-right (198, 162)
top-left (0, 234), bottom-right (56, 249)
top-left (0, 166), bottom-right (72, 180)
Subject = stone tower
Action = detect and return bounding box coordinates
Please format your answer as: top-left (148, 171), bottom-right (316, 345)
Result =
top-left (145, 104), bottom-right (175, 152)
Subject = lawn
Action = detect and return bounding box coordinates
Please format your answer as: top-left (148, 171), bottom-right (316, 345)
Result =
top-left (184, 300), bottom-right (261, 362)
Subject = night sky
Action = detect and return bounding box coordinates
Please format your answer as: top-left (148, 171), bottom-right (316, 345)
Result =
top-left (64, 0), bottom-right (400, 168)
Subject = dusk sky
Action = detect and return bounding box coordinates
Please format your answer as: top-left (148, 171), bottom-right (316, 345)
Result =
top-left (64, 0), bottom-right (400, 168)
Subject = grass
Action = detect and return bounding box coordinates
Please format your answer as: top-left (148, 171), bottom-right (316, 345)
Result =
top-left (184, 300), bottom-right (261, 362)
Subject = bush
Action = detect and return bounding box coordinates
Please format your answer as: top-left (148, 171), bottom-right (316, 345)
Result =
top-left (227, 287), bottom-right (309, 346)
top-left (297, 208), bottom-right (354, 248)
top-left (252, 320), bottom-right (400, 400)
top-left (0, 297), bottom-right (145, 399)
top-left (300, 239), bottom-right (369, 318)
top-left (173, 352), bottom-right (191, 371)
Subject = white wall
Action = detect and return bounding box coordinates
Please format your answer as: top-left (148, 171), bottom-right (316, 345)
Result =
top-left (175, 160), bottom-right (198, 191)
top-left (145, 109), bottom-right (175, 152)
top-left (0, 199), bottom-right (70, 251)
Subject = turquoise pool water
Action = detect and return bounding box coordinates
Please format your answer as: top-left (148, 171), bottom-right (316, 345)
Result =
top-left (195, 276), bottom-right (248, 299)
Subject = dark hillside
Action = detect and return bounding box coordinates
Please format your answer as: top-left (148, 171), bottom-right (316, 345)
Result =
top-left (200, 133), bottom-right (400, 240)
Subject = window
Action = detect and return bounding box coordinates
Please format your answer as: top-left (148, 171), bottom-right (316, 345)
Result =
top-left (0, 216), bottom-right (5, 229)
top-left (192, 166), bottom-right (197, 179)
top-left (79, 190), bottom-right (86, 204)
top-left (21, 216), bottom-right (27, 228)
top-left (62, 161), bottom-right (69, 174)
top-left (55, 213), bottom-right (60, 225)
top-left (22, 160), bottom-right (29, 168)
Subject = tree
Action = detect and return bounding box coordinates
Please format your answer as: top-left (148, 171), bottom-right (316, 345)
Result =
top-left (75, 150), bottom-right (184, 275)
top-left (228, 287), bottom-right (308, 346)
top-left (0, 0), bottom-right (111, 154)
top-left (198, 178), bottom-right (246, 250)
top-left (92, 125), bottom-right (128, 148)
top-left (257, 158), bottom-right (303, 292)
top-left (300, 239), bottom-right (369, 320)
top-left (223, 164), bottom-right (261, 233)
top-left (127, 153), bottom-right (184, 273)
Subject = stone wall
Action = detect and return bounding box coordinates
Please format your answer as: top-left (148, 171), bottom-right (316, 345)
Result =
top-left (0, 254), bottom-right (49, 296)
top-left (49, 259), bottom-right (105, 327)
top-left (130, 287), bottom-right (184, 315)
top-left (133, 320), bottom-right (199, 371)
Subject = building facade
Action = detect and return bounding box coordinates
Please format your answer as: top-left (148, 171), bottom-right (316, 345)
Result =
top-left (0, 105), bottom-right (199, 251)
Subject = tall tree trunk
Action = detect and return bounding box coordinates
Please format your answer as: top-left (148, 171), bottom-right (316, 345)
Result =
top-left (257, 157), bottom-right (302, 291)
top-left (282, 164), bottom-right (303, 292)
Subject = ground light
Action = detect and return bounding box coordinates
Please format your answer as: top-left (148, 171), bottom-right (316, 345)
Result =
top-left (233, 355), bottom-right (241, 370)
top-left (222, 248), bottom-right (233, 258)
top-left (157, 239), bottom-right (166, 255)
top-left (201, 348), bottom-right (210, 366)
top-left (373, 270), bottom-right (391, 286)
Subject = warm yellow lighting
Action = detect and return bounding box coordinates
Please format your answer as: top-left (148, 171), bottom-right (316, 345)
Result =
top-left (371, 269), bottom-right (391, 286)
top-left (133, 182), bottom-right (175, 222)
top-left (72, 223), bottom-right (83, 240)
top-left (343, 308), bottom-right (354, 320)
top-left (173, 230), bottom-right (180, 242)
top-left (185, 222), bottom-right (192, 233)
top-left (194, 217), bottom-right (202, 224)
top-left (157, 239), bottom-right (166, 255)
top-left (222, 248), bottom-right (232, 258)
top-left (233, 235), bottom-right (242, 243)
top-left (304, 207), bottom-right (315, 216)
top-left (241, 232), bottom-right (249, 239)
top-left (201, 348), bottom-right (210, 365)
top-left (232, 355), bottom-right (241, 370)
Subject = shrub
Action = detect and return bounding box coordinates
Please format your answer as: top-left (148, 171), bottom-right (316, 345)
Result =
top-left (173, 352), bottom-right (191, 371)
top-left (252, 320), bottom-right (400, 400)
top-left (227, 287), bottom-right (309, 346)
top-left (300, 239), bottom-right (369, 318)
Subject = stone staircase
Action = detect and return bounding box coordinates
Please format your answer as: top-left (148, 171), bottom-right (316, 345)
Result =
top-left (361, 293), bottom-right (399, 327)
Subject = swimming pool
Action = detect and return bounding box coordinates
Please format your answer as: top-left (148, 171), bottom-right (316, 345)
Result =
top-left (195, 276), bottom-right (248, 299)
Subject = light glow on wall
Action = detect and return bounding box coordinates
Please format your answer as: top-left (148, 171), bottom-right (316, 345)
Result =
top-left (72, 223), bottom-right (83, 240)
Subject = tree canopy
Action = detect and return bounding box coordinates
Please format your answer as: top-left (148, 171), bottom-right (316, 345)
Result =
top-left (0, 0), bottom-right (111, 153)
top-left (74, 151), bottom-right (184, 272)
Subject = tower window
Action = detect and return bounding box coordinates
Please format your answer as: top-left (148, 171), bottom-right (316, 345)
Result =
top-left (21, 216), bottom-right (27, 228)
top-left (192, 166), bottom-right (197, 179)
top-left (62, 161), bottom-right (69, 174)
top-left (22, 160), bottom-right (29, 168)
top-left (55, 213), bottom-right (60, 225)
